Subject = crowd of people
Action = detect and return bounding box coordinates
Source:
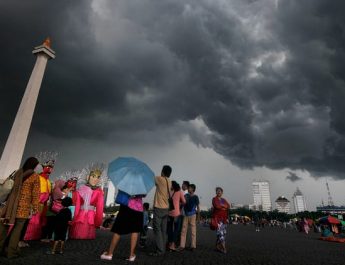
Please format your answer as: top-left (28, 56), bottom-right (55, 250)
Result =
top-left (0, 156), bottom-right (105, 258)
top-left (100, 165), bottom-right (231, 262)
top-left (0, 159), bottom-right (231, 261)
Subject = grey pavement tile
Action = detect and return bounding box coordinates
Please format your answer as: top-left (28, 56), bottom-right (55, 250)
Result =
top-left (0, 224), bottom-right (343, 265)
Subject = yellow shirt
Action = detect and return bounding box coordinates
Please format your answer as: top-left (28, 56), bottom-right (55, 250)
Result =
top-left (153, 176), bottom-right (171, 209)
top-left (39, 175), bottom-right (51, 193)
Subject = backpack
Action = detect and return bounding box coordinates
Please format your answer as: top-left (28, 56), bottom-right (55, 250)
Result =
top-left (0, 171), bottom-right (16, 204)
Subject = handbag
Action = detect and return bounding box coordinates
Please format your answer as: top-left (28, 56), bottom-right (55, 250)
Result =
top-left (115, 190), bottom-right (130, 206)
top-left (165, 178), bottom-right (175, 211)
top-left (210, 217), bottom-right (218, 230)
top-left (51, 199), bottom-right (63, 213)
top-left (128, 196), bottom-right (143, 212)
top-left (0, 171), bottom-right (16, 204)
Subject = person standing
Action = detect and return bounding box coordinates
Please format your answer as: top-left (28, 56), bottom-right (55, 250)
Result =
top-left (41, 179), bottom-right (67, 243)
top-left (253, 212), bottom-right (261, 232)
top-left (0, 157), bottom-right (40, 258)
top-left (47, 197), bottom-right (73, 255)
top-left (178, 184), bottom-right (200, 252)
top-left (176, 180), bottom-right (189, 246)
top-left (303, 218), bottom-right (310, 234)
top-left (139, 202), bottom-right (150, 248)
top-left (150, 165), bottom-right (172, 256)
top-left (101, 194), bottom-right (144, 262)
top-left (167, 181), bottom-right (186, 251)
top-left (212, 187), bottom-right (230, 254)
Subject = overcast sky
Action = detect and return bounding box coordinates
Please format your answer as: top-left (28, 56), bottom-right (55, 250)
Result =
top-left (1, 0), bottom-right (345, 210)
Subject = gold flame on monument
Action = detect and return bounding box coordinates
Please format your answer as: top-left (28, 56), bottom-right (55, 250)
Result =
top-left (43, 37), bottom-right (51, 48)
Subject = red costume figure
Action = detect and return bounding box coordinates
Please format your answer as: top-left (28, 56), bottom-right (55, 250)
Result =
top-left (24, 160), bottom-right (54, 240)
top-left (65, 177), bottom-right (80, 219)
top-left (69, 169), bottom-right (104, 239)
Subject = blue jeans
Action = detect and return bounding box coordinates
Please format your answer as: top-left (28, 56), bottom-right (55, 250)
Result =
top-left (167, 216), bottom-right (180, 244)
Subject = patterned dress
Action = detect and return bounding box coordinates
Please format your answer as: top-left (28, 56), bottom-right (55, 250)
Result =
top-left (24, 174), bottom-right (51, 240)
top-left (212, 197), bottom-right (230, 244)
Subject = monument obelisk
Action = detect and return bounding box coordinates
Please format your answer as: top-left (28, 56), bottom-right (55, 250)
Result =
top-left (0, 38), bottom-right (55, 180)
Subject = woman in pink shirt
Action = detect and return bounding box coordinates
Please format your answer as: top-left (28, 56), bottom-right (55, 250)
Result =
top-left (167, 181), bottom-right (186, 251)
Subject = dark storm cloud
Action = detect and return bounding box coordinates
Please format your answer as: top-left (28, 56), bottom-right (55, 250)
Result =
top-left (1, 0), bottom-right (345, 178)
top-left (286, 172), bottom-right (302, 182)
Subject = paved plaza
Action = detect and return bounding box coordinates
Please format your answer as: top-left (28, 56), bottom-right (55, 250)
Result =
top-left (0, 224), bottom-right (343, 265)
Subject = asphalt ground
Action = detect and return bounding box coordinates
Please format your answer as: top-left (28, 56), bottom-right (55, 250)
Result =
top-left (0, 224), bottom-right (343, 265)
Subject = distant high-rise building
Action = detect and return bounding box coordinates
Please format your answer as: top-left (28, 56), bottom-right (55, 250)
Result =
top-left (252, 180), bottom-right (272, 212)
top-left (292, 187), bottom-right (307, 213)
top-left (275, 196), bottom-right (290, 214)
top-left (105, 180), bottom-right (116, 206)
top-left (103, 180), bottom-right (116, 206)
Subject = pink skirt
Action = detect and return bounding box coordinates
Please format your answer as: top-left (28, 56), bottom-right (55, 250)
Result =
top-left (69, 209), bottom-right (96, 239)
top-left (24, 213), bottom-right (44, 240)
top-left (69, 222), bottom-right (96, 239)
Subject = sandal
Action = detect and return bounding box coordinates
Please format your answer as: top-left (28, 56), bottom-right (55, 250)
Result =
top-left (100, 252), bottom-right (113, 260)
top-left (175, 247), bottom-right (185, 252)
top-left (126, 255), bottom-right (136, 262)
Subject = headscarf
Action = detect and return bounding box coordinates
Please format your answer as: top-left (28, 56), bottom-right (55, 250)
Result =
top-left (52, 179), bottom-right (66, 201)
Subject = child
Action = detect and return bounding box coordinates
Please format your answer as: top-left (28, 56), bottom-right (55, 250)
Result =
top-left (139, 202), bottom-right (150, 248)
top-left (61, 185), bottom-right (69, 199)
top-left (47, 197), bottom-right (72, 254)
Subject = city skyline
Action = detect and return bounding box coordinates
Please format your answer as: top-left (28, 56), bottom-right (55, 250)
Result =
top-left (104, 174), bottom-right (337, 212)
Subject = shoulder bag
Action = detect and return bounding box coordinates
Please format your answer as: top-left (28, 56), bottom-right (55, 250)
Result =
top-left (165, 178), bottom-right (175, 211)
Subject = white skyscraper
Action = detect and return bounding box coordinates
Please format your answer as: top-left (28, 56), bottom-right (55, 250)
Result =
top-left (292, 187), bottom-right (307, 213)
top-left (275, 196), bottom-right (291, 214)
top-left (105, 180), bottom-right (116, 206)
top-left (252, 180), bottom-right (272, 212)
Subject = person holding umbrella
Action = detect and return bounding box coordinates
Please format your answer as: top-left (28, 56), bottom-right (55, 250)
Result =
top-left (101, 193), bottom-right (144, 262)
top-left (101, 157), bottom-right (156, 262)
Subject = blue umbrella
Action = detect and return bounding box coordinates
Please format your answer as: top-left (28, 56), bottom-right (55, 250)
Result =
top-left (108, 157), bottom-right (155, 195)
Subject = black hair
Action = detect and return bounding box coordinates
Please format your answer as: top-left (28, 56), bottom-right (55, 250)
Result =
top-left (61, 185), bottom-right (69, 191)
top-left (189, 184), bottom-right (196, 192)
top-left (182, 181), bottom-right (190, 188)
top-left (171, 181), bottom-right (181, 192)
top-left (22, 157), bottom-right (39, 172)
top-left (143, 202), bottom-right (150, 210)
top-left (216, 187), bottom-right (223, 192)
top-left (161, 165), bottom-right (172, 178)
top-left (61, 197), bottom-right (73, 207)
